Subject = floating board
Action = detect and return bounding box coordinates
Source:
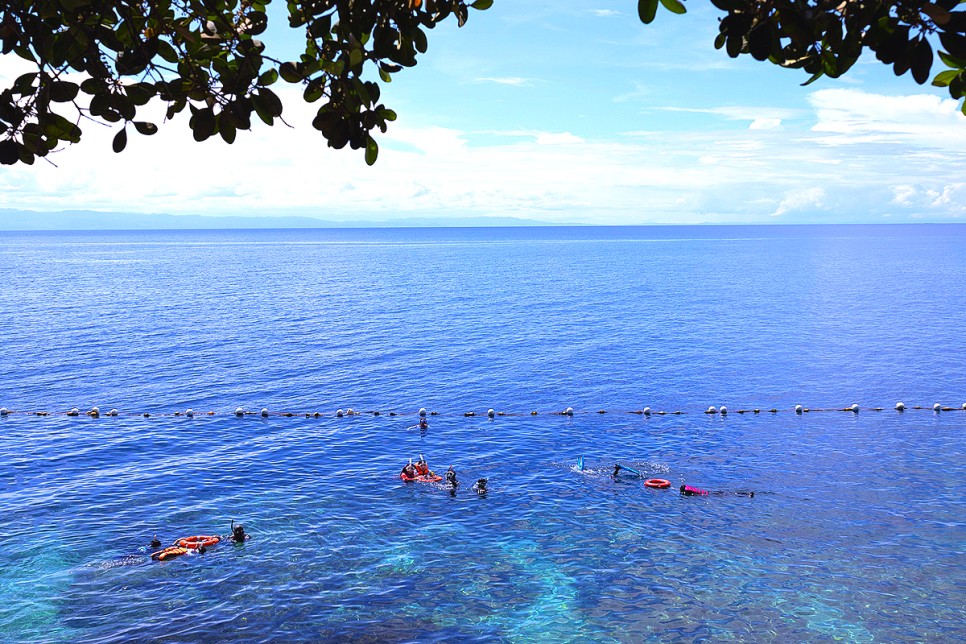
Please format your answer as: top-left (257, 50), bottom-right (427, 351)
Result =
top-left (577, 455), bottom-right (584, 471)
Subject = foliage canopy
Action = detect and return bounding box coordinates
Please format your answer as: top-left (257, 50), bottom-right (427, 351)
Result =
top-left (1, 1), bottom-right (963, 167)
top-left (0, 0), bottom-right (492, 166)
top-left (640, 0), bottom-right (966, 106)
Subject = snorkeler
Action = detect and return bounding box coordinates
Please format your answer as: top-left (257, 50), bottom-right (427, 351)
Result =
top-left (681, 484), bottom-right (754, 498)
top-left (444, 466), bottom-right (458, 488)
top-left (414, 455), bottom-right (431, 477)
top-left (228, 520), bottom-right (251, 543)
top-left (401, 461), bottom-right (417, 481)
top-left (418, 417), bottom-right (428, 429)
top-left (612, 464), bottom-right (621, 479)
top-left (472, 478), bottom-right (488, 494)
top-left (150, 535), bottom-right (161, 549)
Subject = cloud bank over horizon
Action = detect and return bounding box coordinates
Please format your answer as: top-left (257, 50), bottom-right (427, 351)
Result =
top-left (1, 4), bottom-right (964, 226)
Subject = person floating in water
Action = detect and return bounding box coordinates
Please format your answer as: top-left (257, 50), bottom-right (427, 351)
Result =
top-left (150, 535), bottom-right (161, 549)
top-left (680, 484), bottom-right (754, 498)
top-left (612, 464), bottom-right (622, 479)
top-left (472, 478), bottom-right (488, 494)
top-left (228, 520), bottom-right (251, 543)
top-left (444, 466), bottom-right (458, 488)
top-left (680, 484), bottom-right (708, 496)
top-left (400, 460), bottom-right (417, 481)
top-left (418, 417), bottom-right (428, 430)
top-left (414, 455), bottom-right (433, 478)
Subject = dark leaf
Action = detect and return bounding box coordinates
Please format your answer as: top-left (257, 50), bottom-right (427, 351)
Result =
top-left (113, 128), bottom-right (127, 153)
top-left (0, 140), bottom-right (19, 165)
top-left (191, 108), bottom-right (216, 141)
top-left (13, 73), bottom-right (37, 95)
top-left (638, 0), bottom-right (659, 24)
top-left (940, 31), bottom-right (966, 61)
top-left (279, 62), bottom-right (302, 82)
top-left (49, 81), bottom-right (79, 102)
top-left (748, 23), bottom-right (774, 61)
top-left (911, 38), bottom-right (933, 84)
top-left (157, 39), bottom-right (179, 63)
top-left (659, 0), bottom-right (687, 16)
top-left (133, 121), bottom-right (158, 135)
top-left (365, 135), bottom-right (378, 165)
top-left (219, 117), bottom-right (236, 144)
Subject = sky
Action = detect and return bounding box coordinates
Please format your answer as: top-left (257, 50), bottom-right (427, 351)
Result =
top-left (1, 1), bottom-right (965, 225)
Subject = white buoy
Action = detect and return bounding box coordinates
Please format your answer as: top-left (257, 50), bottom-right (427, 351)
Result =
top-left (795, 405), bottom-right (803, 414)
top-left (336, 409), bottom-right (344, 418)
top-left (707, 406), bottom-right (717, 414)
top-left (895, 402), bottom-right (905, 411)
top-left (565, 407), bottom-right (574, 416)
top-left (261, 408), bottom-right (269, 418)
top-left (91, 406), bottom-right (99, 414)
top-left (962, 403), bottom-right (966, 410)
top-left (850, 404), bottom-right (859, 413)
top-left (487, 408), bottom-right (495, 418)
top-left (108, 409), bottom-right (118, 416)
top-left (235, 407), bottom-right (244, 417)
top-left (68, 407), bottom-right (80, 416)
top-left (719, 406), bottom-right (728, 415)
top-left (933, 403), bottom-right (941, 412)
top-left (0, 407), bottom-right (8, 416)
top-left (418, 407), bottom-right (427, 417)
top-left (186, 409), bottom-right (194, 418)
top-left (643, 407), bottom-right (651, 416)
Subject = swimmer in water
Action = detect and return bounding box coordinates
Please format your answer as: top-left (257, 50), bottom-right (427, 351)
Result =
top-left (418, 417), bottom-right (428, 429)
top-left (229, 520), bottom-right (250, 543)
top-left (415, 456), bottom-right (431, 477)
top-left (150, 535), bottom-right (161, 549)
top-left (680, 484), bottom-right (754, 498)
top-left (680, 484), bottom-right (708, 496)
top-left (612, 464), bottom-right (622, 479)
top-left (472, 478), bottom-right (488, 494)
top-left (401, 461), bottom-right (417, 481)
top-left (444, 466), bottom-right (458, 488)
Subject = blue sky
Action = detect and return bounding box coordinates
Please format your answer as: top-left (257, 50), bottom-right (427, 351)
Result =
top-left (1, 1), bottom-right (965, 224)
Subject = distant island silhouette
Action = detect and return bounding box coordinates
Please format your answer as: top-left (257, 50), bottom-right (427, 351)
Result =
top-left (0, 209), bottom-right (569, 230)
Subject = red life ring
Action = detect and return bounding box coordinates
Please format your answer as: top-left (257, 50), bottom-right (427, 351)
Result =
top-left (176, 535), bottom-right (220, 549)
top-left (644, 478), bottom-right (671, 489)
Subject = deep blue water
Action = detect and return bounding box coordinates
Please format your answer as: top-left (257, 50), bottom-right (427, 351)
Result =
top-left (1, 224), bottom-right (964, 642)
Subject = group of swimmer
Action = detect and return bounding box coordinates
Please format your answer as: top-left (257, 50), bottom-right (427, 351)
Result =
top-left (400, 454), bottom-right (488, 494)
top-left (149, 520), bottom-right (250, 561)
top-left (608, 463), bottom-right (755, 498)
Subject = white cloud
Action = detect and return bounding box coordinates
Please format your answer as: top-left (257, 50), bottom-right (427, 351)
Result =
top-left (771, 187), bottom-right (826, 218)
top-left (472, 77), bottom-right (531, 87)
top-left (1, 80), bottom-right (964, 225)
top-left (809, 88), bottom-right (966, 142)
top-left (591, 10), bottom-right (621, 18)
top-left (749, 118), bottom-right (782, 130)
top-left (892, 185), bottom-right (917, 206)
top-left (658, 105), bottom-right (802, 127)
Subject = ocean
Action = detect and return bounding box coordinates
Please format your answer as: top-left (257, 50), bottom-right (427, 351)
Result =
top-left (1, 224), bottom-right (964, 642)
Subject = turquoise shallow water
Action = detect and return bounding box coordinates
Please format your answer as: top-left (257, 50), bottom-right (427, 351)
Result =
top-left (1, 225), bottom-right (965, 642)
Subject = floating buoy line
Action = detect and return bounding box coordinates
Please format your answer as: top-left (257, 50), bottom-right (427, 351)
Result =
top-left (0, 402), bottom-right (964, 420)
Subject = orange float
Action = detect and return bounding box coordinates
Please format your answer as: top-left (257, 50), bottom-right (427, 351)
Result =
top-left (151, 546), bottom-right (188, 561)
top-left (176, 535), bottom-right (220, 549)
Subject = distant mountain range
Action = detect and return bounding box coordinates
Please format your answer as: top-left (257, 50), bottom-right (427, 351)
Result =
top-left (0, 210), bottom-right (562, 230)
